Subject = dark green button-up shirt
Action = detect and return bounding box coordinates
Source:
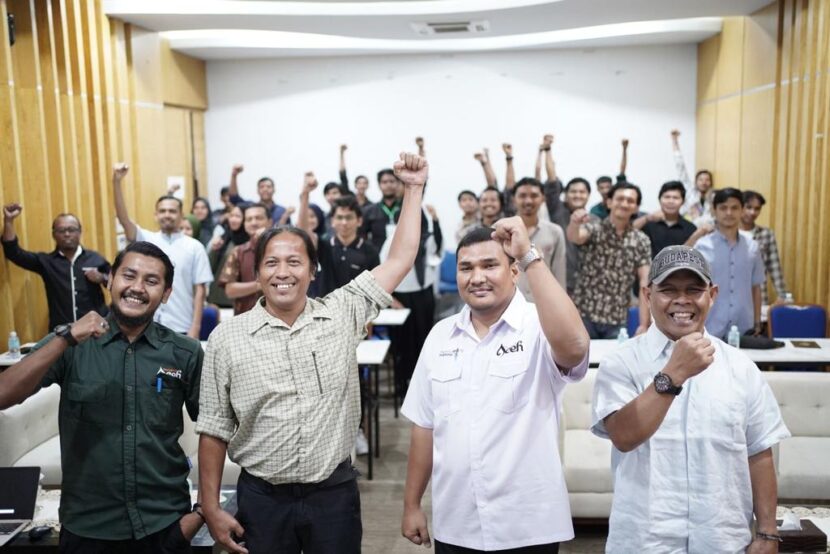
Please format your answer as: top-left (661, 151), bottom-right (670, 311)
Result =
top-left (35, 319), bottom-right (202, 540)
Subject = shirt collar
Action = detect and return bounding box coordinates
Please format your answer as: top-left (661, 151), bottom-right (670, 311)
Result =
top-left (101, 317), bottom-right (162, 349)
top-left (246, 296), bottom-right (332, 334)
top-left (452, 289), bottom-right (525, 337)
top-left (54, 245), bottom-right (84, 261)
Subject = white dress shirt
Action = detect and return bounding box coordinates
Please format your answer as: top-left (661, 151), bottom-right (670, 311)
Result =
top-left (401, 291), bottom-right (588, 550)
top-left (135, 227), bottom-right (214, 333)
top-left (591, 324), bottom-right (790, 553)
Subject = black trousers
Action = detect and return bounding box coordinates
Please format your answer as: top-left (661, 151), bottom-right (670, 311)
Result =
top-left (390, 285), bottom-right (435, 396)
top-left (59, 519), bottom-right (190, 554)
top-left (435, 540), bottom-right (560, 554)
top-left (235, 462), bottom-right (361, 554)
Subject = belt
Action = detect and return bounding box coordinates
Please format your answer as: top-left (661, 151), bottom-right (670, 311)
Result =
top-left (241, 459), bottom-right (358, 497)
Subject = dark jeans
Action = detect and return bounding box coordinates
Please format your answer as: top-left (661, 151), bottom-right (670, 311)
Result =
top-left (235, 461), bottom-right (361, 554)
top-left (390, 285), bottom-right (435, 397)
top-left (435, 540), bottom-right (560, 554)
top-left (582, 317), bottom-right (622, 340)
top-left (59, 519), bottom-right (190, 554)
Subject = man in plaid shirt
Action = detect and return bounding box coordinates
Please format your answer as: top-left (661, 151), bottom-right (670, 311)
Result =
top-left (739, 190), bottom-right (790, 306)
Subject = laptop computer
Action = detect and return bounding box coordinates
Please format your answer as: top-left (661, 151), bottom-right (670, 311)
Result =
top-left (0, 466), bottom-right (40, 546)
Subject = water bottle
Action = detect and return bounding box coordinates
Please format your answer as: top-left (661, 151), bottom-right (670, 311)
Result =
top-left (617, 327), bottom-right (629, 343)
top-left (784, 292), bottom-right (794, 304)
top-left (727, 325), bottom-right (740, 349)
top-left (7, 331), bottom-right (20, 359)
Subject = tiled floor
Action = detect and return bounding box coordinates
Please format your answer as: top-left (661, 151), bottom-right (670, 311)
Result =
top-left (354, 390), bottom-right (607, 553)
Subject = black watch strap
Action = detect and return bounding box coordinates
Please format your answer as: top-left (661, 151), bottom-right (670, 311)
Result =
top-left (54, 324), bottom-right (77, 347)
top-left (192, 502), bottom-right (205, 522)
top-left (653, 372), bottom-right (682, 395)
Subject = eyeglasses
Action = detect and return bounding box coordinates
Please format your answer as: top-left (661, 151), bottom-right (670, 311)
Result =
top-left (53, 227), bottom-right (80, 234)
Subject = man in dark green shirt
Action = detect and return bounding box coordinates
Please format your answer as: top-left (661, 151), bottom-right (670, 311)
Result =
top-left (0, 241), bottom-right (204, 553)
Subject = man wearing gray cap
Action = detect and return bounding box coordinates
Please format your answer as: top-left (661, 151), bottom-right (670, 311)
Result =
top-left (591, 245), bottom-right (789, 553)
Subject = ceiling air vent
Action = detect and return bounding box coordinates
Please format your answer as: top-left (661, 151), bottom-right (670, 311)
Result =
top-left (411, 20), bottom-right (490, 36)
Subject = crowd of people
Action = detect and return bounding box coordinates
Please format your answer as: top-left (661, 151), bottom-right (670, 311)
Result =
top-left (0, 131), bottom-right (796, 554)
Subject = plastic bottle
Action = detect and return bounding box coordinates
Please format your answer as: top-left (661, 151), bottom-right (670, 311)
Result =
top-left (8, 331), bottom-right (21, 359)
top-left (784, 292), bottom-right (794, 304)
top-left (617, 327), bottom-right (629, 343)
top-left (727, 325), bottom-right (741, 349)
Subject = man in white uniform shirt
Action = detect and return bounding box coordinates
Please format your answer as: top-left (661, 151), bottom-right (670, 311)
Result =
top-left (401, 218), bottom-right (590, 553)
top-left (592, 245), bottom-right (789, 554)
top-left (113, 164), bottom-right (213, 338)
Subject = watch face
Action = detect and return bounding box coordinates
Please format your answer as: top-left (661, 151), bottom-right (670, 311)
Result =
top-left (654, 373), bottom-right (671, 393)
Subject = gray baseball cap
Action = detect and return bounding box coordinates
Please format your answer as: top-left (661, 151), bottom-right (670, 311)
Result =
top-left (649, 245), bottom-right (712, 285)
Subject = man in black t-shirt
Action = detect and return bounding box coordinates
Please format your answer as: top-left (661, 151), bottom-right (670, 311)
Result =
top-left (632, 181), bottom-right (697, 259)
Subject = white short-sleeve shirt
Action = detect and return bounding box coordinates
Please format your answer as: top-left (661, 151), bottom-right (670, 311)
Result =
top-left (135, 227), bottom-right (214, 333)
top-left (401, 291), bottom-right (588, 550)
top-left (591, 324), bottom-right (790, 553)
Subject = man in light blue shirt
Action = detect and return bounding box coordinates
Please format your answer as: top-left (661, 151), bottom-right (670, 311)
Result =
top-left (112, 163), bottom-right (214, 338)
top-left (693, 188), bottom-right (764, 339)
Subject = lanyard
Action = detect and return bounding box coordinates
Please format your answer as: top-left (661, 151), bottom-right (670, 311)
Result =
top-left (380, 202), bottom-right (400, 222)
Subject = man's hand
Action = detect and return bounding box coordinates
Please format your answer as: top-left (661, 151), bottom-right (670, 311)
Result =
top-left (167, 183), bottom-right (181, 195)
top-left (746, 538), bottom-right (778, 554)
top-left (664, 332), bottom-right (714, 385)
top-left (401, 505), bottom-right (432, 548)
top-left (232, 164), bottom-right (244, 176)
top-left (671, 129), bottom-right (680, 140)
top-left (204, 508), bottom-right (248, 554)
top-left (698, 223), bottom-right (715, 235)
top-left (425, 205), bottom-right (438, 220)
top-left (303, 172), bottom-right (318, 194)
top-left (648, 210), bottom-right (665, 223)
top-left (502, 143), bottom-right (512, 157)
top-left (392, 153), bottom-right (428, 188)
top-left (482, 147), bottom-right (490, 160)
top-left (186, 326), bottom-right (200, 340)
top-left (113, 163), bottom-right (129, 182)
top-left (541, 134), bottom-right (553, 150)
top-left (178, 512), bottom-right (204, 541)
top-left (83, 268), bottom-right (106, 284)
top-left (752, 321), bottom-right (763, 336)
top-left (473, 152), bottom-right (485, 163)
top-left (340, 144), bottom-right (348, 153)
top-left (622, 138), bottom-right (629, 149)
top-left (415, 137), bottom-right (424, 148)
top-left (70, 311), bottom-right (111, 344)
top-left (491, 216), bottom-right (531, 260)
top-left (570, 208), bottom-right (590, 226)
top-left (390, 297), bottom-right (406, 310)
top-left (210, 237), bottom-right (225, 252)
top-left (3, 203), bottom-right (22, 221)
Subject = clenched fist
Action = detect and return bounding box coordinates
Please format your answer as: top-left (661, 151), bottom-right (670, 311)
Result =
top-left (393, 153), bottom-right (428, 188)
top-left (665, 332), bottom-right (715, 385)
top-left (570, 208), bottom-right (590, 226)
top-left (113, 163), bottom-right (129, 182)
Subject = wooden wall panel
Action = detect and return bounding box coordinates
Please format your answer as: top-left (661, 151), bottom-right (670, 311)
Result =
top-left (698, 0), bottom-right (830, 317)
top-left (0, 0), bottom-right (208, 342)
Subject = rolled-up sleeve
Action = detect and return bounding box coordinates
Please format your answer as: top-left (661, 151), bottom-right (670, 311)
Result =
top-left (195, 330), bottom-right (237, 442)
top-left (331, 271), bottom-right (392, 337)
top-left (591, 353), bottom-right (639, 439)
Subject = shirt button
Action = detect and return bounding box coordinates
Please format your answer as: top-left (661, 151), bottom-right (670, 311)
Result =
top-left (126, 385), bottom-right (133, 391)
top-left (126, 425), bottom-right (133, 431)
top-left (127, 348), bottom-right (132, 355)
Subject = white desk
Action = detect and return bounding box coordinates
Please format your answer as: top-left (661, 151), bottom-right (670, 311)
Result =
top-left (372, 308), bottom-right (411, 327)
top-left (356, 339), bottom-right (391, 365)
top-left (589, 338), bottom-right (830, 367)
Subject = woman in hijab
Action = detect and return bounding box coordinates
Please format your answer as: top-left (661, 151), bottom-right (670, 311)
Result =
top-left (207, 204), bottom-right (248, 308)
top-left (191, 197), bottom-right (215, 247)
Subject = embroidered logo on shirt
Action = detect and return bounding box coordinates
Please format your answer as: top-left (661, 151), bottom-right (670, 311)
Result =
top-left (496, 340), bottom-right (523, 357)
top-left (439, 348), bottom-right (462, 359)
top-left (157, 367), bottom-right (182, 380)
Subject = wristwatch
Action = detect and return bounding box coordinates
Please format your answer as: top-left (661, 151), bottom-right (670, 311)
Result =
top-left (653, 372), bottom-right (682, 395)
top-left (54, 324), bottom-right (78, 347)
top-left (517, 245), bottom-right (542, 272)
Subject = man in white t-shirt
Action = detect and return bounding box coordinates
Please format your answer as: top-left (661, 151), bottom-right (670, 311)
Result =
top-left (400, 218), bottom-right (590, 553)
top-left (592, 245), bottom-right (789, 553)
top-left (112, 163), bottom-right (213, 337)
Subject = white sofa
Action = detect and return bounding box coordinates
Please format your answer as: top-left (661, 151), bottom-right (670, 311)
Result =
top-left (561, 369), bottom-right (830, 518)
top-left (3, 372), bottom-right (829, 514)
top-left (0, 385), bottom-right (241, 487)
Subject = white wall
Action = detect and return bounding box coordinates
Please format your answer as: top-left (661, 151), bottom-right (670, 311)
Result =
top-left (205, 45), bottom-right (697, 246)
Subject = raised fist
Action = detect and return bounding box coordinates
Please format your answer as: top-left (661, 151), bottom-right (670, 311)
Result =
top-left (392, 153), bottom-right (428, 188)
top-left (502, 143), bottom-right (513, 156)
top-left (70, 311), bottom-right (111, 344)
top-left (666, 332), bottom-right (715, 383)
top-left (340, 144), bottom-right (348, 153)
top-left (415, 137), bottom-right (424, 148)
top-left (3, 203), bottom-right (22, 220)
top-left (303, 172), bottom-right (318, 193)
top-left (622, 138), bottom-right (629, 148)
top-left (570, 208), bottom-right (590, 225)
top-left (542, 134), bottom-right (554, 149)
top-left (474, 152), bottom-right (485, 162)
top-left (671, 129), bottom-right (680, 140)
top-left (491, 216), bottom-right (531, 261)
top-left (232, 164), bottom-right (244, 176)
top-left (112, 163), bottom-right (129, 182)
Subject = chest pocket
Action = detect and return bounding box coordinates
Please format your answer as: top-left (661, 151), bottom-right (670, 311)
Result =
top-left (65, 382), bottom-right (115, 425)
top-left (139, 376), bottom-right (184, 431)
top-left (429, 363), bottom-right (462, 419)
top-left (486, 358), bottom-right (532, 413)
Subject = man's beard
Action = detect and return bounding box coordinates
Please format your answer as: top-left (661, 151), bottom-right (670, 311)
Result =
top-left (110, 300), bottom-right (155, 329)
